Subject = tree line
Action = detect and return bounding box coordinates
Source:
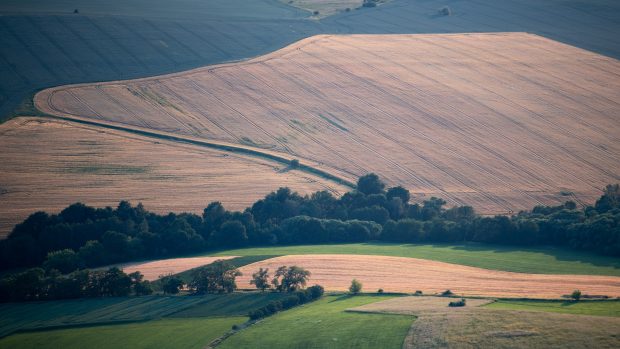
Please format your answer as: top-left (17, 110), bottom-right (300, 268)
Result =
top-left (1, 175), bottom-right (618, 277)
top-left (0, 257), bottom-right (320, 303)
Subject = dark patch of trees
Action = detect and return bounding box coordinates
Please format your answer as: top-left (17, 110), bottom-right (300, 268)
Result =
top-left (1, 175), bottom-right (619, 281)
top-left (189, 260), bottom-right (241, 294)
top-left (248, 285), bottom-right (324, 320)
top-left (0, 267), bottom-right (151, 302)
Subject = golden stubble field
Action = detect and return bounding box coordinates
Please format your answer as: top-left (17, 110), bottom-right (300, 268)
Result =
top-left (0, 117), bottom-right (348, 237)
top-left (236, 254), bottom-right (620, 298)
top-left (36, 33), bottom-right (620, 214)
top-left (111, 256), bottom-right (236, 281)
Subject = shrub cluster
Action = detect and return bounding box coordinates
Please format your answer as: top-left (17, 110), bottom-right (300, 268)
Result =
top-left (448, 298), bottom-right (466, 307)
top-left (248, 285), bottom-right (324, 320)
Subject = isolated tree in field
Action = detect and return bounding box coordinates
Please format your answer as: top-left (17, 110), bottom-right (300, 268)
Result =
top-left (357, 173), bottom-right (385, 195)
top-left (250, 268), bottom-right (271, 292)
top-left (160, 274), bottom-right (184, 295)
top-left (571, 289), bottom-right (582, 301)
top-left (190, 260), bottom-right (242, 294)
top-left (349, 279), bottom-right (362, 294)
top-left (272, 266), bottom-right (311, 292)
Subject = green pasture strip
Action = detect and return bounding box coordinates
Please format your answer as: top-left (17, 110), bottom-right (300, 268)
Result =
top-left (486, 299), bottom-right (620, 317)
top-left (218, 294), bottom-right (413, 349)
top-left (209, 243), bottom-right (620, 276)
top-left (0, 317), bottom-right (245, 349)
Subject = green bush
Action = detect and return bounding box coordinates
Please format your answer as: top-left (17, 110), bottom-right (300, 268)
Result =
top-left (448, 298), bottom-right (466, 307)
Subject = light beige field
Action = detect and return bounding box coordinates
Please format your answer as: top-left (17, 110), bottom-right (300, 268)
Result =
top-left (0, 117), bottom-right (348, 238)
top-left (111, 256), bottom-right (236, 281)
top-left (236, 254), bottom-right (620, 298)
top-left (37, 33), bottom-right (620, 214)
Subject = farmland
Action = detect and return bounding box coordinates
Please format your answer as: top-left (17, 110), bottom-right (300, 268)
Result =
top-left (0, 292), bottom-right (286, 338)
top-left (0, 117), bottom-right (348, 237)
top-left (0, 317), bottom-right (244, 349)
top-left (218, 295), bottom-right (413, 349)
top-left (37, 33), bottom-right (620, 214)
top-left (110, 256), bottom-right (236, 281)
top-left (211, 243), bottom-right (620, 276)
top-left (235, 254), bottom-right (620, 298)
top-left (2, 0), bottom-right (620, 121)
top-left (486, 299), bottom-right (620, 317)
top-left (348, 296), bottom-right (620, 349)
top-left (283, 0), bottom-right (366, 17)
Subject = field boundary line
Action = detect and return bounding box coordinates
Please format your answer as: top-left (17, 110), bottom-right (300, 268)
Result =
top-left (32, 111), bottom-right (356, 188)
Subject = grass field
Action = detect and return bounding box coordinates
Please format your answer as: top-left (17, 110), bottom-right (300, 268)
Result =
top-left (487, 299), bottom-right (620, 317)
top-left (0, 117), bottom-right (347, 237)
top-left (0, 317), bottom-right (245, 349)
top-left (235, 254), bottom-right (620, 298)
top-left (209, 243), bottom-right (620, 276)
top-left (218, 295), bottom-right (413, 349)
top-left (37, 33), bottom-right (620, 215)
top-left (0, 292), bottom-right (284, 338)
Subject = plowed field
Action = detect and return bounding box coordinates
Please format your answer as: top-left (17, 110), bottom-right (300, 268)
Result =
top-left (37, 33), bottom-right (620, 214)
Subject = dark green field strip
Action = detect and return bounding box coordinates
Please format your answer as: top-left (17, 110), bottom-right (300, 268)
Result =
top-left (486, 299), bottom-right (620, 317)
top-left (0, 317), bottom-right (245, 349)
top-left (0, 290), bottom-right (282, 339)
top-left (168, 292), bottom-right (291, 318)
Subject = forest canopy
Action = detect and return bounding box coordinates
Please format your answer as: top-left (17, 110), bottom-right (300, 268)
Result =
top-left (1, 176), bottom-right (618, 276)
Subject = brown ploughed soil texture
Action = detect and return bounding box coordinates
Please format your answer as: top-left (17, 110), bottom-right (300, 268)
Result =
top-left (236, 254), bottom-right (620, 298)
top-left (0, 117), bottom-right (348, 237)
top-left (111, 256), bottom-right (236, 281)
top-left (36, 33), bottom-right (620, 215)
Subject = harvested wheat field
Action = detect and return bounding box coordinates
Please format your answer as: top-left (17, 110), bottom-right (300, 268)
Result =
top-left (0, 117), bottom-right (348, 238)
top-left (236, 255), bottom-right (620, 298)
top-left (36, 33), bottom-right (620, 214)
top-left (111, 256), bottom-right (236, 281)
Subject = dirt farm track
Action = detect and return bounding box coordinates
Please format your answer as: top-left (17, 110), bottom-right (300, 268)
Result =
top-left (36, 33), bottom-right (620, 214)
